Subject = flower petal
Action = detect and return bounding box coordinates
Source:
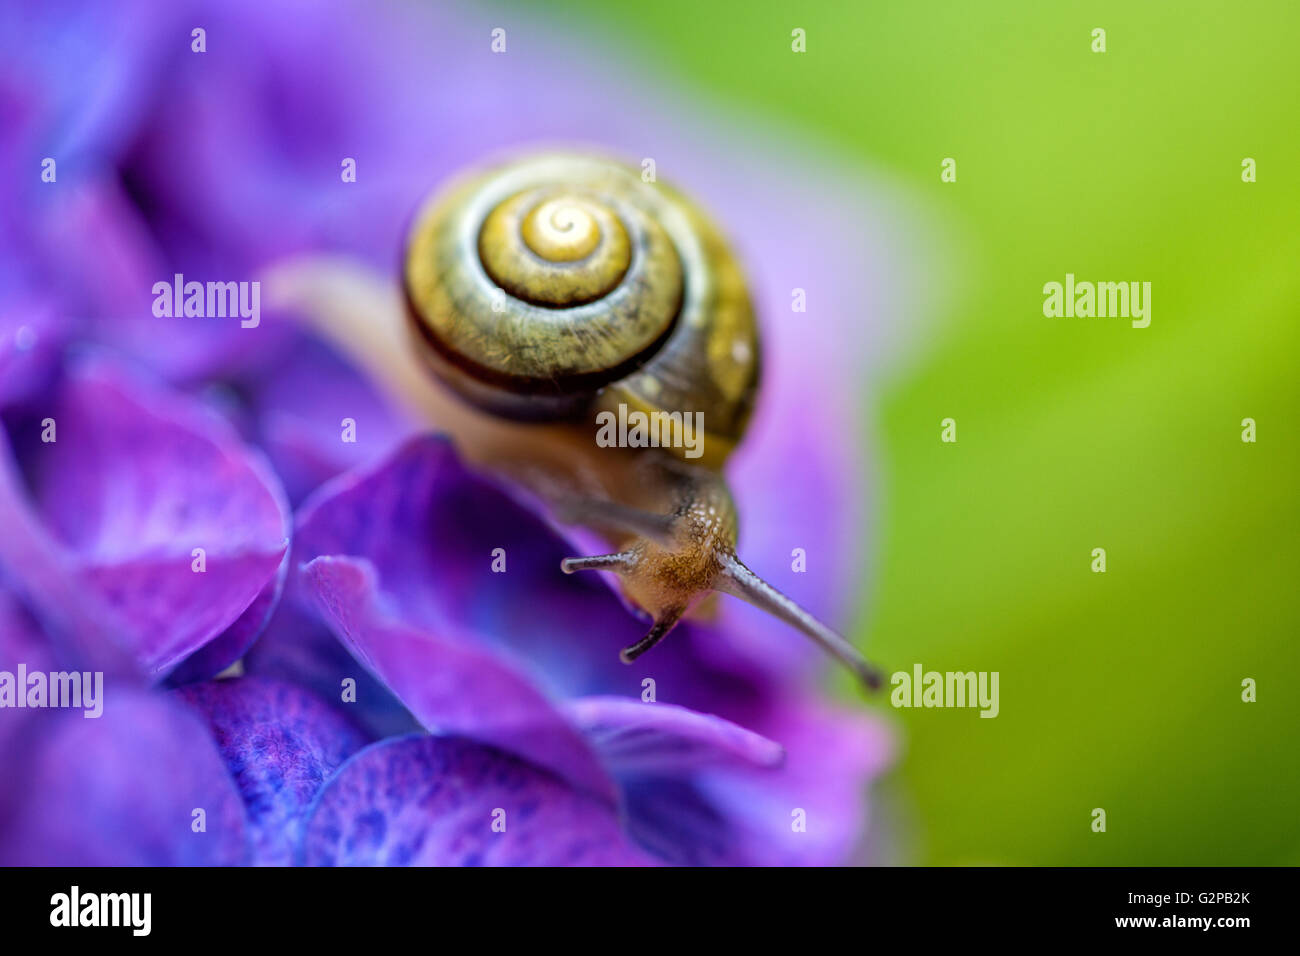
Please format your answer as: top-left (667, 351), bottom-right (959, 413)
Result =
top-left (0, 689), bottom-right (248, 865)
top-left (18, 362), bottom-right (289, 678)
top-left (301, 734), bottom-right (654, 866)
top-left (177, 675), bottom-right (368, 865)
top-left (0, 0), bottom-right (178, 173)
top-left (0, 259), bottom-right (64, 412)
top-left (301, 553), bottom-right (616, 805)
top-left (621, 698), bottom-right (894, 866)
top-left (0, 583), bottom-right (56, 813)
top-left (243, 593), bottom-right (420, 741)
top-left (562, 696), bottom-right (784, 776)
top-left (293, 434), bottom-right (654, 698)
top-left (0, 424), bottom-right (138, 674)
top-left (164, 550), bottom-right (288, 686)
top-left (246, 335), bottom-right (416, 505)
top-left (0, 583), bottom-right (51, 672)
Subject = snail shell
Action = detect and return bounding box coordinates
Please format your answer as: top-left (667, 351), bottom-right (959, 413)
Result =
top-left (403, 153), bottom-right (760, 468)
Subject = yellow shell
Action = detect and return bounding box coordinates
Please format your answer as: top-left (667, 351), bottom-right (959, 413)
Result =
top-left (403, 152), bottom-right (760, 467)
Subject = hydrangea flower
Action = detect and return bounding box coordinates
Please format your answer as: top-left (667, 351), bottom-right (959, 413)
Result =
top-left (0, 0), bottom-right (907, 865)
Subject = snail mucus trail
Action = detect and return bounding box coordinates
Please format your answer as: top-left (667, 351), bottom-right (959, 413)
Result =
top-left (267, 152), bottom-right (883, 690)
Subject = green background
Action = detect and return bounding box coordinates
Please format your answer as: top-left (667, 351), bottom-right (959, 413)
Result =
top-left (521, 0), bottom-right (1299, 863)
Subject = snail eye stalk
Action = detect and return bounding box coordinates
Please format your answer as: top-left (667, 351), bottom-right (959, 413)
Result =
top-left (714, 555), bottom-right (884, 691)
top-left (617, 607), bottom-right (685, 664)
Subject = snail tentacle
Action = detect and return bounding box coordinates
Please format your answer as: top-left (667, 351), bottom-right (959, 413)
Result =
top-left (618, 606), bottom-right (686, 664)
top-left (560, 551), bottom-right (636, 574)
top-left (715, 555), bottom-right (885, 691)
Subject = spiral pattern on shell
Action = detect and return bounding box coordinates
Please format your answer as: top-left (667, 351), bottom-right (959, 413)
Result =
top-left (404, 152), bottom-right (760, 456)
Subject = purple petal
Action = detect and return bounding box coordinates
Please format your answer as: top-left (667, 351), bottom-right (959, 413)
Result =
top-left (48, 178), bottom-right (301, 383)
top-left (563, 696), bottom-right (784, 776)
top-left (0, 0), bottom-right (180, 172)
top-left (0, 423), bottom-right (138, 674)
top-left (164, 547), bottom-right (288, 686)
top-left (0, 583), bottom-right (51, 671)
top-left (116, 0), bottom-right (420, 271)
top-left (17, 362), bottom-right (289, 678)
top-left (0, 689), bottom-right (248, 865)
top-left (28, 168), bottom-right (302, 383)
top-left (0, 583), bottom-right (56, 812)
top-left (0, 260), bottom-right (64, 412)
top-left (623, 699), bottom-right (893, 866)
top-left (245, 335), bottom-right (416, 504)
top-left (301, 554), bottom-right (615, 805)
top-left (243, 593), bottom-right (419, 741)
top-left (178, 675), bottom-right (367, 865)
top-left (294, 435), bottom-right (655, 697)
top-left (302, 734), bottom-right (654, 866)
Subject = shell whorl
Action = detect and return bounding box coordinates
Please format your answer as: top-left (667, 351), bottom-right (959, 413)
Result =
top-left (479, 190), bottom-right (634, 306)
top-left (404, 152), bottom-right (760, 462)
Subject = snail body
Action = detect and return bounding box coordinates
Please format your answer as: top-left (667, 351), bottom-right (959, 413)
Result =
top-left (270, 151), bottom-right (881, 688)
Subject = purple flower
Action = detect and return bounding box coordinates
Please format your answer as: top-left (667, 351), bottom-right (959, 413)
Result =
top-left (281, 437), bottom-right (890, 866)
top-left (0, 0), bottom-right (902, 866)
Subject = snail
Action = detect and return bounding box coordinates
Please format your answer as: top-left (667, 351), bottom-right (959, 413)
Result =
top-left (268, 152), bottom-right (883, 690)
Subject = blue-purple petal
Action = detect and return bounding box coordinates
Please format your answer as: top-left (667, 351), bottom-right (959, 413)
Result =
top-left (243, 593), bottom-right (419, 741)
top-left (623, 699), bottom-right (894, 866)
top-left (301, 734), bottom-right (655, 866)
top-left (177, 675), bottom-right (367, 865)
top-left (301, 553), bottom-right (616, 805)
top-left (563, 696), bottom-right (784, 776)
